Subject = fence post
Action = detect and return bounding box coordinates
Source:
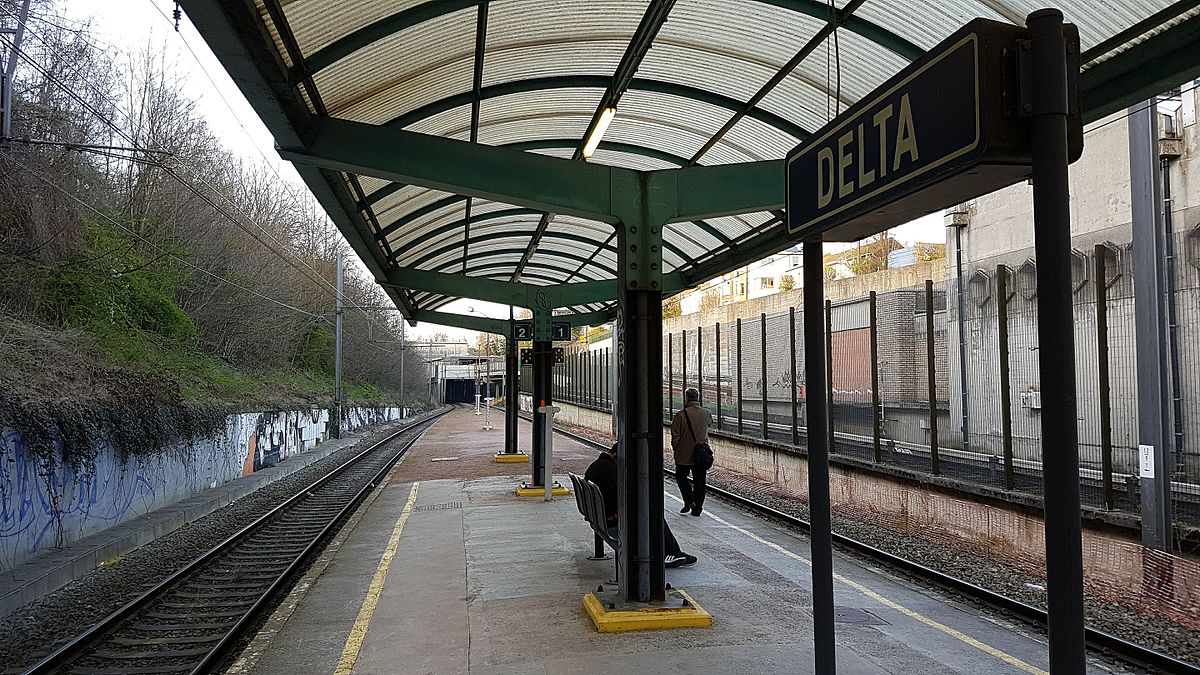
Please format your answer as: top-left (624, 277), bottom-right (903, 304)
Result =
top-left (761, 313), bottom-right (769, 439)
top-left (870, 291), bottom-right (881, 463)
top-left (715, 322), bottom-right (723, 431)
top-left (926, 280), bottom-right (941, 475)
top-left (737, 318), bottom-right (744, 435)
top-left (1095, 244), bottom-right (1114, 509)
top-left (682, 329), bottom-right (689, 399)
top-left (825, 299), bottom-right (834, 453)
top-left (790, 306), bottom-right (799, 447)
top-left (667, 332), bottom-right (673, 422)
top-left (997, 266), bottom-right (1014, 490)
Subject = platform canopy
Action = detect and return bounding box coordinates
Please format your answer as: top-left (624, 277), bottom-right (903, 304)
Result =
top-left (181, 0), bottom-right (1200, 332)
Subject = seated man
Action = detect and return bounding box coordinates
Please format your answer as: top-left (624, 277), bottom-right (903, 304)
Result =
top-left (585, 443), bottom-right (697, 568)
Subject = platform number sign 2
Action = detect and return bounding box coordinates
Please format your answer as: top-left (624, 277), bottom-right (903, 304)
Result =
top-left (513, 321), bottom-right (533, 341)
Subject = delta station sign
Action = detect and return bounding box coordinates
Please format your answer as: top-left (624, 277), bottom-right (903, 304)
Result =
top-left (786, 18), bottom-right (1083, 242)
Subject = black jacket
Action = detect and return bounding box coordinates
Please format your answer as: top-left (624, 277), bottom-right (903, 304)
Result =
top-left (584, 452), bottom-right (618, 523)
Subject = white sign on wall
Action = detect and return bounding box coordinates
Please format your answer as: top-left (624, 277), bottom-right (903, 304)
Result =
top-left (1139, 444), bottom-right (1155, 479)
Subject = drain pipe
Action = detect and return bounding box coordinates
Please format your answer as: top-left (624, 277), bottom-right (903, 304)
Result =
top-left (1160, 139), bottom-right (1185, 474)
top-left (953, 221), bottom-right (971, 453)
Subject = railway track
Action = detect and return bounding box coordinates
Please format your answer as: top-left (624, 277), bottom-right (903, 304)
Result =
top-left (23, 407), bottom-right (449, 675)
top-left (549, 422), bottom-right (1200, 675)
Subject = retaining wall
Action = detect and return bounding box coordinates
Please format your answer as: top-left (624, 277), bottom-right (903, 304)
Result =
top-left (0, 406), bottom-right (407, 569)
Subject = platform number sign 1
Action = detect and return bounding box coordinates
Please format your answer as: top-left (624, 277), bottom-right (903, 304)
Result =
top-left (513, 321), bottom-right (533, 341)
top-left (519, 348), bottom-right (534, 366)
top-left (551, 322), bottom-right (571, 342)
top-left (552, 347), bottom-right (565, 365)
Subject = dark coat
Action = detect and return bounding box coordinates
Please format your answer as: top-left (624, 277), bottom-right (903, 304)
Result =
top-left (584, 451), bottom-right (618, 522)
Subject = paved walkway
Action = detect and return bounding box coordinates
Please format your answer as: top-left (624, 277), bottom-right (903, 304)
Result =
top-left (238, 414), bottom-right (1130, 674)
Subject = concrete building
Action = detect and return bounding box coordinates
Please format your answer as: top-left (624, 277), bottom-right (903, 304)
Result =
top-left (945, 84), bottom-right (1200, 478)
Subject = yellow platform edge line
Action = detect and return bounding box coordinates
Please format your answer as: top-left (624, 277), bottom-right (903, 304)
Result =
top-left (515, 485), bottom-right (570, 497)
top-left (582, 591), bottom-right (713, 633)
top-left (333, 481), bottom-right (420, 675)
top-left (493, 453), bottom-right (530, 463)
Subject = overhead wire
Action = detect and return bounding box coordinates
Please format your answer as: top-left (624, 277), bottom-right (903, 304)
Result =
top-left (0, 10), bottom-right (402, 339)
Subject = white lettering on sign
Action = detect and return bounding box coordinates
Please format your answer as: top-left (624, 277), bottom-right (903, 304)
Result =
top-left (814, 92), bottom-right (920, 209)
top-left (1139, 444), bottom-right (1155, 479)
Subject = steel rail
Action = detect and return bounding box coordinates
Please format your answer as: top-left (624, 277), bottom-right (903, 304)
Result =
top-left (547, 420), bottom-right (1200, 675)
top-left (23, 406), bottom-right (452, 675)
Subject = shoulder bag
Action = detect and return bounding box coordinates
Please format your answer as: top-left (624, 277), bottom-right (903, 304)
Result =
top-left (683, 407), bottom-right (715, 471)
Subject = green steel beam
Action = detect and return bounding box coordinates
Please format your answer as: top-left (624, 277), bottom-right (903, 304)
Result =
top-left (279, 117), bottom-right (625, 222)
top-left (658, 160), bottom-right (785, 222)
top-left (410, 308), bottom-right (509, 336)
top-left (1080, 12), bottom-right (1200, 123)
top-left (385, 76), bottom-right (808, 140)
top-left (505, 138), bottom-right (690, 167)
top-left (383, 266), bottom-right (616, 307)
top-left (302, 0), bottom-right (920, 76)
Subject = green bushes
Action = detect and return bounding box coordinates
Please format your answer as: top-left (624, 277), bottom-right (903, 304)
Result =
top-left (40, 223), bottom-right (197, 343)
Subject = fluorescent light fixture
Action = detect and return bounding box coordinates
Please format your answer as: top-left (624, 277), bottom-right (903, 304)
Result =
top-left (582, 107), bottom-right (616, 158)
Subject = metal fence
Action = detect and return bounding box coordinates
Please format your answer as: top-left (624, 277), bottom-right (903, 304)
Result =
top-left (536, 252), bottom-right (1200, 526)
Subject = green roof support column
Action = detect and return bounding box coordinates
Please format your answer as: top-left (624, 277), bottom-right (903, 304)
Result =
top-left (612, 170), bottom-right (671, 604)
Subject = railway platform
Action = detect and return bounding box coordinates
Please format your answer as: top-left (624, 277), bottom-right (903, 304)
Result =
top-left (233, 408), bottom-right (1124, 675)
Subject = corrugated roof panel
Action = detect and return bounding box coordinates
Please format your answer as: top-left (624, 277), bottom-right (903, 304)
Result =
top-left (281, 0), bottom-right (428, 57)
top-left (355, 175), bottom-right (389, 195)
top-left (587, 147), bottom-right (681, 171)
top-left (314, 9), bottom-right (475, 125)
top-left (602, 113), bottom-right (712, 163)
top-left (665, 221), bottom-right (725, 259)
top-left (855, 1), bottom-right (1006, 50)
top-left (722, 115), bottom-right (802, 161)
top-left (482, 0), bottom-right (645, 86)
top-left (478, 88), bottom-right (605, 139)
top-left (637, 41), bottom-right (828, 135)
top-left (656, 0), bottom-right (823, 78)
top-left (528, 250), bottom-right (609, 279)
top-left (403, 104), bottom-right (472, 137)
top-left (482, 41), bottom-right (630, 86)
top-left (551, 215), bottom-right (612, 241)
top-left (375, 188), bottom-right (458, 230)
top-left (475, 113), bottom-right (595, 146)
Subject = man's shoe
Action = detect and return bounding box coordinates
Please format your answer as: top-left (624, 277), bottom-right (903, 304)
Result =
top-left (690, 506), bottom-right (703, 517)
top-left (665, 554), bottom-right (698, 568)
top-left (679, 503), bottom-right (693, 514)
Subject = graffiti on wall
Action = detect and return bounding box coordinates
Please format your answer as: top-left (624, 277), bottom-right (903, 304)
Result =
top-left (1, 406), bottom-right (403, 570)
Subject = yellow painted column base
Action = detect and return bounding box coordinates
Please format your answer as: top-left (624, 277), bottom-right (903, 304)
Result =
top-left (493, 452), bottom-right (530, 463)
top-left (515, 482), bottom-right (570, 497)
top-left (583, 589), bottom-right (713, 633)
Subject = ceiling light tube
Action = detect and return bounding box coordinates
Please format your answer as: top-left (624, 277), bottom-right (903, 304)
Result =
top-left (582, 107), bottom-right (616, 158)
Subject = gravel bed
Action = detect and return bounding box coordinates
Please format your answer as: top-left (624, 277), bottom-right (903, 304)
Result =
top-left (0, 412), bottom-right (441, 672)
top-left (553, 420), bottom-right (1200, 670)
top-left (701, 468), bottom-right (1200, 671)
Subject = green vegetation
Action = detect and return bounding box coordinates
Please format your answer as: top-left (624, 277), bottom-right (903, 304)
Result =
top-left (0, 4), bottom-right (426, 417)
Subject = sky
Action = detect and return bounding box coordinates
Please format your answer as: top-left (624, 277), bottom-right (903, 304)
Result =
top-left (51, 1), bottom-right (946, 342)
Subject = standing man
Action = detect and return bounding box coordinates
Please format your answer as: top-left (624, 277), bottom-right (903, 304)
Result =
top-left (671, 387), bottom-right (710, 516)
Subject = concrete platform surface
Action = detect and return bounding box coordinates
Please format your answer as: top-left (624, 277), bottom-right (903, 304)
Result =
top-left (240, 413), bottom-right (1129, 675)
